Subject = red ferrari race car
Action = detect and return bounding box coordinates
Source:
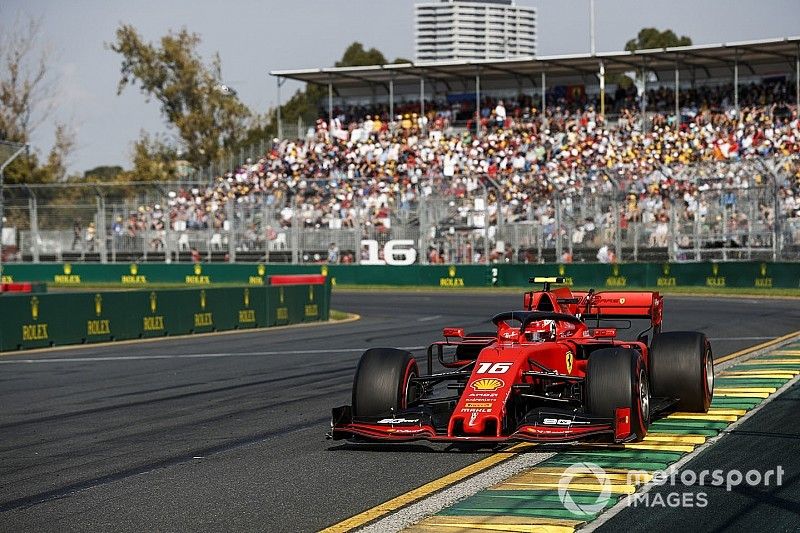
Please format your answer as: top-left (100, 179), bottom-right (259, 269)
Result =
top-left (329, 277), bottom-right (714, 443)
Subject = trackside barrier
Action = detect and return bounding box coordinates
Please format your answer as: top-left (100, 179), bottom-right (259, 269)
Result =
top-left (0, 281), bottom-right (331, 352)
top-left (0, 262), bottom-right (798, 289)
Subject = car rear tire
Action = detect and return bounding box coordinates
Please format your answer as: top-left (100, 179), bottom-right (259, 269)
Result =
top-left (649, 332), bottom-right (713, 413)
top-left (586, 347), bottom-right (649, 441)
top-left (352, 348), bottom-right (419, 417)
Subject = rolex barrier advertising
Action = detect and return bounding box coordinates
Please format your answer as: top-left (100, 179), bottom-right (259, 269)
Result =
top-left (0, 282), bottom-right (331, 352)
top-left (0, 262), bottom-right (798, 289)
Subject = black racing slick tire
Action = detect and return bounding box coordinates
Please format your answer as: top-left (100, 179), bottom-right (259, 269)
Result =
top-left (586, 347), bottom-right (649, 441)
top-left (649, 331), bottom-right (713, 413)
top-left (352, 348), bottom-right (419, 417)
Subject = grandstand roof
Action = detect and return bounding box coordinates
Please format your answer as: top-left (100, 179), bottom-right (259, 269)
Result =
top-left (270, 36), bottom-right (800, 93)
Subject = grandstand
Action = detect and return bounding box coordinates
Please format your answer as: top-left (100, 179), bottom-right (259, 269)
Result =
top-left (1, 39), bottom-right (799, 265)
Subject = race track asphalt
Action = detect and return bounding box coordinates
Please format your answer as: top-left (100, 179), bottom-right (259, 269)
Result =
top-left (0, 291), bottom-right (799, 532)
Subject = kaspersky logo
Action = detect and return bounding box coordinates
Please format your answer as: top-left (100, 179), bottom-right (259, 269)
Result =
top-left (471, 378), bottom-right (504, 391)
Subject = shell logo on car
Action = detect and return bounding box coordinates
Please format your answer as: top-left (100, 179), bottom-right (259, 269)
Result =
top-left (471, 378), bottom-right (504, 391)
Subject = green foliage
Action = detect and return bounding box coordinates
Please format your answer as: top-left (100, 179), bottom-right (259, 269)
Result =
top-left (276, 42), bottom-right (408, 133)
top-left (606, 28), bottom-right (693, 91)
top-left (624, 28), bottom-right (692, 52)
top-left (335, 42), bottom-right (387, 67)
top-left (83, 165), bottom-right (124, 181)
top-left (129, 131), bottom-right (178, 182)
top-left (109, 25), bottom-right (252, 171)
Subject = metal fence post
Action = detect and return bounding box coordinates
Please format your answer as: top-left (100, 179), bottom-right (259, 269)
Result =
top-left (227, 199), bottom-right (235, 263)
top-left (29, 194), bottom-right (40, 263)
top-left (96, 194), bottom-right (107, 263)
top-left (554, 194), bottom-right (562, 261)
top-left (614, 197), bottom-right (622, 262)
top-left (291, 207), bottom-right (300, 264)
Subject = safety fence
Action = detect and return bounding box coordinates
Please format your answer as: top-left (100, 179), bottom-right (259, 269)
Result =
top-left (1, 261), bottom-right (797, 290)
top-left (1, 157), bottom-right (799, 265)
top-left (0, 281), bottom-right (331, 352)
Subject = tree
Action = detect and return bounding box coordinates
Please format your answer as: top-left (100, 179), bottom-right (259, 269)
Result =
top-left (0, 14), bottom-right (75, 184)
top-left (335, 42), bottom-right (387, 67)
top-left (275, 42), bottom-right (405, 133)
top-left (109, 25), bottom-right (252, 172)
top-left (83, 165), bottom-right (124, 181)
top-left (625, 28), bottom-right (692, 52)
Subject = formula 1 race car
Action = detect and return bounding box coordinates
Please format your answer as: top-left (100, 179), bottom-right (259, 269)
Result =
top-left (329, 277), bottom-right (714, 443)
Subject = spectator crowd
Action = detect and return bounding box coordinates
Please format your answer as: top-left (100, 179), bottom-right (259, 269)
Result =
top-left (117, 80), bottom-right (800, 260)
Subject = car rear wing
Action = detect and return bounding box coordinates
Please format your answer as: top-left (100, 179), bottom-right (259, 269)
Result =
top-left (571, 291), bottom-right (663, 327)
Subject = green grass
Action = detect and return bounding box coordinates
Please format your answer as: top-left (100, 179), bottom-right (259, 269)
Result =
top-left (329, 309), bottom-right (355, 321)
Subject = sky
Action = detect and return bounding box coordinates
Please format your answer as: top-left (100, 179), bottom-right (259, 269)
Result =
top-left (3, 0), bottom-right (800, 175)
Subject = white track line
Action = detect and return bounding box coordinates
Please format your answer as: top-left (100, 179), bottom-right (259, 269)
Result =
top-left (0, 346), bottom-right (428, 364)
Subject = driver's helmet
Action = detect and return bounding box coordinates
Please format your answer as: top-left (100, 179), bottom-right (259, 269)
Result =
top-left (524, 319), bottom-right (556, 342)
